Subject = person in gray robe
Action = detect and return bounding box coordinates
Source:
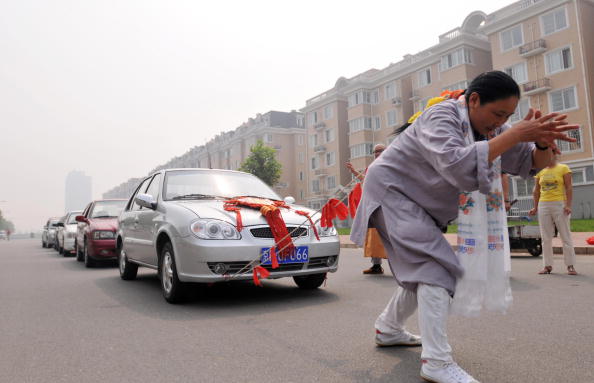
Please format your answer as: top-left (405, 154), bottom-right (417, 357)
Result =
top-left (350, 71), bottom-right (578, 383)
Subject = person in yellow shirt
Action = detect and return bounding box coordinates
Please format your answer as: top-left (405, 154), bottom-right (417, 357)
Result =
top-left (529, 156), bottom-right (577, 275)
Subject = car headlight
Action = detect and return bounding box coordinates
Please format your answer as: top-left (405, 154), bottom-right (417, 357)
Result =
top-left (190, 219), bottom-right (241, 240)
top-left (315, 223), bottom-right (337, 237)
top-left (93, 230), bottom-right (115, 240)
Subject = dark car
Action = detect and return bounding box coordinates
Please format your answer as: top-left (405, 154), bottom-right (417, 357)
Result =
top-left (75, 199), bottom-right (127, 267)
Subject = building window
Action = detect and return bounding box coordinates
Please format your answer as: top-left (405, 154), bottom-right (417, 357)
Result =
top-left (549, 86), bottom-right (577, 112)
top-left (325, 128), bottom-right (334, 143)
top-left (386, 110), bottom-right (397, 127)
top-left (500, 24), bottom-right (523, 51)
top-left (310, 134), bottom-right (318, 147)
top-left (556, 127), bottom-right (582, 153)
top-left (311, 179), bottom-right (320, 193)
top-left (327, 176), bottom-right (336, 190)
top-left (571, 168), bottom-right (586, 185)
top-left (545, 46), bottom-right (572, 75)
top-left (385, 82), bottom-right (397, 99)
top-left (373, 116), bottom-right (381, 131)
top-left (264, 133), bottom-right (273, 143)
top-left (323, 105), bottom-right (333, 120)
top-left (326, 152), bottom-right (336, 166)
top-left (311, 157), bottom-right (319, 170)
top-left (300, 190), bottom-right (304, 200)
top-left (309, 112), bottom-right (318, 125)
top-left (349, 143), bottom-right (374, 159)
top-left (541, 7), bottom-right (567, 36)
top-left (439, 48), bottom-right (472, 71)
top-left (509, 98), bottom-right (530, 123)
top-left (299, 171), bottom-right (304, 181)
top-left (298, 152), bottom-right (304, 163)
top-left (418, 68), bottom-right (431, 87)
top-left (443, 80), bottom-right (468, 92)
top-left (504, 62), bottom-right (528, 84)
top-left (348, 90), bottom-right (378, 107)
top-left (298, 135), bottom-right (304, 145)
top-left (515, 177), bottom-right (535, 197)
top-left (348, 117), bottom-right (373, 134)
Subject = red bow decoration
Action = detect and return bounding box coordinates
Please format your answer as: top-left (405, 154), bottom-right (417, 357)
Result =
top-left (295, 210), bottom-right (320, 241)
top-left (252, 266), bottom-right (270, 286)
top-left (321, 198), bottom-right (349, 228)
top-left (587, 236), bottom-right (594, 245)
top-left (348, 183), bottom-right (362, 218)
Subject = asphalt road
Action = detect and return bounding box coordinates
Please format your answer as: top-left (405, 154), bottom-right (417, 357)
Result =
top-left (1, 239), bottom-right (593, 383)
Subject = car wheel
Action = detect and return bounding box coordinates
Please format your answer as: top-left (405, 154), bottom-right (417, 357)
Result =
top-left (293, 273), bottom-right (326, 289)
top-left (160, 242), bottom-right (187, 304)
top-left (527, 243), bottom-right (542, 257)
top-left (119, 246), bottom-right (138, 280)
top-left (84, 240), bottom-right (95, 268)
top-left (42, 241), bottom-right (46, 248)
top-left (75, 241), bottom-right (84, 262)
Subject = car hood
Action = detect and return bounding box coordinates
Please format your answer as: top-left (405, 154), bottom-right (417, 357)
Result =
top-left (88, 218), bottom-right (118, 231)
top-left (175, 200), bottom-right (320, 227)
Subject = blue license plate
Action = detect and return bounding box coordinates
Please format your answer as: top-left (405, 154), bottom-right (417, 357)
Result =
top-left (260, 246), bottom-right (309, 265)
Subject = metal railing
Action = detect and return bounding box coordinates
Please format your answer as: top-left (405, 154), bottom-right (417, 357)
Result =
top-left (523, 78), bottom-right (551, 93)
top-left (519, 39), bottom-right (546, 55)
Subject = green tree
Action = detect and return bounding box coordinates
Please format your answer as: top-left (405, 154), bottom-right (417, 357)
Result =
top-left (239, 140), bottom-right (282, 186)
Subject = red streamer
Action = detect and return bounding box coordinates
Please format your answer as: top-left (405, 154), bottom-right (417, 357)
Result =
top-left (348, 183), bottom-right (362, 218)
top-left (252, 266), bottom-right (270, 287)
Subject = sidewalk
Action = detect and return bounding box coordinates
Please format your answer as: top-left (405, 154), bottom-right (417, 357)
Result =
top-left (339, 232), bottom-right (594, 255)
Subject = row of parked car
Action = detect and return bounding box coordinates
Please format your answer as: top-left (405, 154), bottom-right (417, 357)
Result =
top-left (42, 168), bottom-right (341, 303)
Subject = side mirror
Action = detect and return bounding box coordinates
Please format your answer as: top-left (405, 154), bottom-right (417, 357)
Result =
top-left (56, 222), bottom-right (64, 227)
top-left (136, 193), bottom-right (157, 210)
top-left (75, 215), bottom-right (88, 223)
top-left (284, 196), bottom-right (296, 205)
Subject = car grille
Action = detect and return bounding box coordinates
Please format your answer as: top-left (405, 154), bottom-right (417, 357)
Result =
top-left (207, 256), bottom-right (331, 275)
top-left (250, 226), bottom-right (308, 239)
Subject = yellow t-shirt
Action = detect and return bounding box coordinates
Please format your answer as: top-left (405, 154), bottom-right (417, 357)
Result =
top-left (535, 164), bottom-right (571, 202)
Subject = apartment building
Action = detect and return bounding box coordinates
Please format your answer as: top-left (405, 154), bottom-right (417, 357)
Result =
top-left (482, 0), bottom-right (594, 218)
top-left (301, 12), bottom-right (492, 211)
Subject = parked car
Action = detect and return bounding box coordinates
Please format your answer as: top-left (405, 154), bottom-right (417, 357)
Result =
top-left (0, 230), bottom-right (7, 240)
top-left (117, 168), bottom-right (340, 303)
top-left (75, 199), bottom-right (127, 267)
top-left (41, 217), bottom-right (61, 248)
top-left (56, 211), bottom-right (82, 256)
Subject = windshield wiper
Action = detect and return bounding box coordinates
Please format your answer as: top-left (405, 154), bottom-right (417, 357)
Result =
top-left (93, 215), bottom-right (117, 218)
top-left (171, 194), bottom-right (227, 200)
top-left (231, 195), bottom-right (279, 201)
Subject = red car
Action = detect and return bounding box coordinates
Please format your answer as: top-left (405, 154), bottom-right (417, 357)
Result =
top-left (75, 199), bottom-right (127, 267)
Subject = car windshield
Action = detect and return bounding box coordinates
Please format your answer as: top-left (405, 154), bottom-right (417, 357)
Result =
top-left (163, 170), bottom-right (281, 201)
top-left (67, 213), bottom-right (81, 224)
top-left (49, 219), bottom-right (60, 227)
top-left (90, 201), bottom-right (127, 218)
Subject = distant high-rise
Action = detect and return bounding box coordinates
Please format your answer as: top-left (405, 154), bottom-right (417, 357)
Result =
top-left (65, 171), bottom-right (92, 213)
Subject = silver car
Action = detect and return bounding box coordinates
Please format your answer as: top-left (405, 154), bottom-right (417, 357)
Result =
top-left (42, 217), bottom-right (61, 248)
top-left (56, 211), bottom-right (82, 256)
top-left (117, 168), bottom-right (340, 303)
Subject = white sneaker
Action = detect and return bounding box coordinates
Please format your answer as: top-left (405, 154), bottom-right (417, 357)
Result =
top-left (420, 360), bottom-right (480, 383)
top-left (375, 329), bottom-right (422, 346)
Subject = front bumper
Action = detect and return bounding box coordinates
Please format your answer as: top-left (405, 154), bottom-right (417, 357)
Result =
top-left (63, 237), bottom-right (76, 252)
top-left (173, 230), bottom-right (340, 283)
top-left (88, 239), bottom-right (118, 260)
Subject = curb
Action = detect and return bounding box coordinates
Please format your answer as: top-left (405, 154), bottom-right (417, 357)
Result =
top-left (340, 243), bottom-right (594, 255)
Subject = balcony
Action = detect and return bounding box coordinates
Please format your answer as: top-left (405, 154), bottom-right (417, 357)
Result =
top-left (391, 97), bottom-right (402, 106)
top-left (313, 122), bottom-right (326, 130)
top-left (409, 91), bottom-right (420, 101)
top-left (519, 39), bottom-right (547, 57)
top-left (523, 78), bottom-right (551, 96)
top-left (313, 145), bottom-right (326, 153)
top-left (314, 168), bottom-right (328, 176)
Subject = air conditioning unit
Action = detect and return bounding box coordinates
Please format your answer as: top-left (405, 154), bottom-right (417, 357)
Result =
top-left (391, 97), bottom-right (402, 105)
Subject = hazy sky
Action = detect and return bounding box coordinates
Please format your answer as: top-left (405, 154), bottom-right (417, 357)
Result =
top-left (0, 0), bottom-right (512, 231)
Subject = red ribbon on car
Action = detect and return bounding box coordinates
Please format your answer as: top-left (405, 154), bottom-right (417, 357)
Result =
top-left (320, 198), bottom-right (349, 228)
top-left (252, 266), bottom-right (270, 286)
top-left (348, 183), bottom-right (362, 218)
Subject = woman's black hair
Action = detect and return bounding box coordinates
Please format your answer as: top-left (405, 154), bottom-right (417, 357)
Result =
top-left (465, 70), bottom-right (520, 105)
top-left (392, 70), bottom-right (520, 137)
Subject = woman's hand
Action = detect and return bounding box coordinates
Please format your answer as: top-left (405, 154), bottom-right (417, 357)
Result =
top-left (564, 205), bottom-right (572, 215)
top-left (528, 207), bottom-right (538, 216)
top-left (510, 108), bottom-right (579, 146)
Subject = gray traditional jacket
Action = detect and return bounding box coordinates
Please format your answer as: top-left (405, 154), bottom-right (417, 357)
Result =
top-left (350, 99), bottom-right (534, 294)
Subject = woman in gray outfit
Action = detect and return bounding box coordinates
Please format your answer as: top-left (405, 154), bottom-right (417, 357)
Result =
top-left (350, 71), bottom-right (577, 383)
